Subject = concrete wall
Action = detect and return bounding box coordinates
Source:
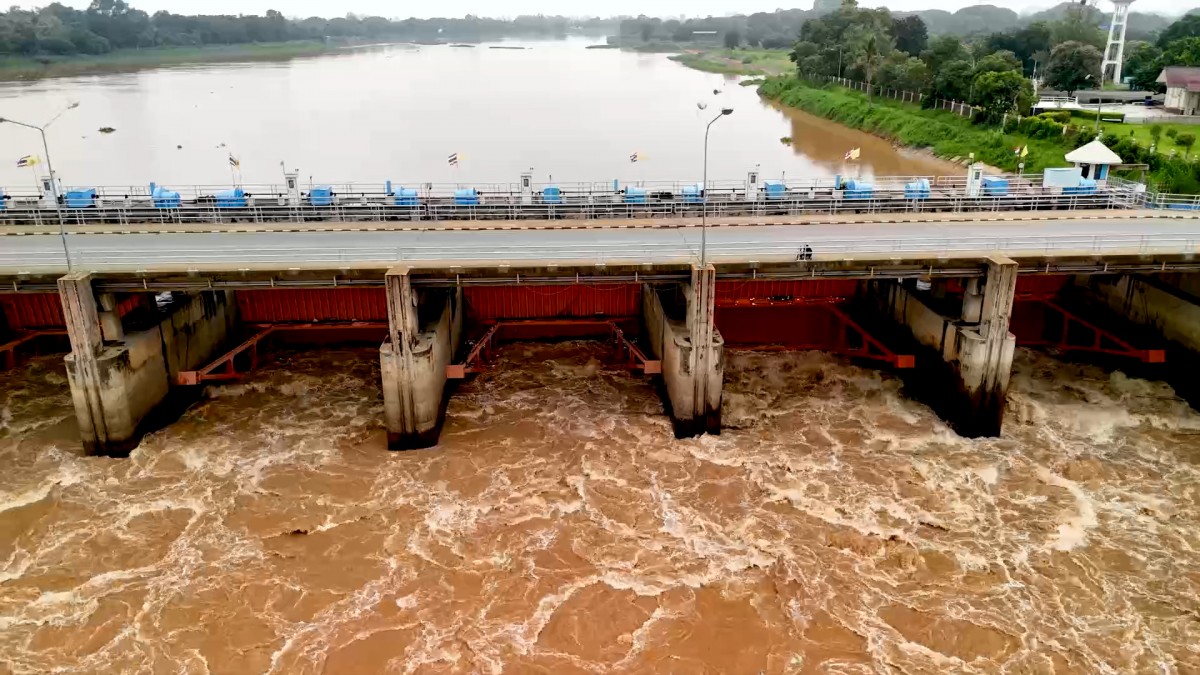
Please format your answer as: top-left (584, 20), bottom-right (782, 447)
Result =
top-left (642, 283), bottom-right (723, 437)
top-left (63, 287), bottom-right (237, 456)
top-left (381, 288), bottom-right (463, 450)
top-left (870, 259), bottom-right (1017, 437)
top-left (160, 291), bottom-right (239, 379)
top-left (1083, 274), bottom-right (1200, 404)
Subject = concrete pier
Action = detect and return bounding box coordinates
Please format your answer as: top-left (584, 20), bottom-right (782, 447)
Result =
top-left (872, 256), bottom-right (1018, 437)
top-left (643, 264), bottom-right (723, 437)
top-left (380, 268), bottom-right (464, 450)
top-left (1083, 274), bottom-right (1200, 405)
top-left (60, 276), bottom-right (237, 456)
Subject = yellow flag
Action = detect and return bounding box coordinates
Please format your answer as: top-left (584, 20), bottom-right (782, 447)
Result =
top-left (1020, 145), bottom-right (1029, 158)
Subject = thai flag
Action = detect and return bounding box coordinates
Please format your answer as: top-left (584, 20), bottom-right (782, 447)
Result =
top-left (448, 153), bottom-right (459, 166)
top-left (629, 152), bottom-right (639, 164)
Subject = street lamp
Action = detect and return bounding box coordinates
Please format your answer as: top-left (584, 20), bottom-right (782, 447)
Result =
top-left (701, 107), bottom-right (734, 268)
top-left (0, 102), bottom-right (79, 271)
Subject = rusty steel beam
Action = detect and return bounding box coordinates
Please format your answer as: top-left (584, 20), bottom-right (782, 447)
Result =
top-left (825, 306), bottom-right (916, 369)
top-left (0, 329), bottom-right (67, 370)
top-left (1017, 299), bottom-right (1166, 364)
top-left (447, 319), bottom-right (661, 379)
top-left (176, 322), bottom-right (387, 385)
top-left (447, 323), bottom-right (501, 380)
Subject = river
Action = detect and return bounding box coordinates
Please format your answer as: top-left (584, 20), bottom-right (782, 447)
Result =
top-left (1, 342), bottom-right (1199, 673)
top-left (0, 39), bottom-right (952, 190)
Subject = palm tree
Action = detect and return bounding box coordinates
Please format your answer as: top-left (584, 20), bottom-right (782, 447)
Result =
top-left (858, 33), bottom-right (885, 101)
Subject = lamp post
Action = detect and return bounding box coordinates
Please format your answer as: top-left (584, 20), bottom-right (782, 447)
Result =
top-left (0, 102), bottom-right (79, 271)
top-left (702, 107), bottom-right (734, 268)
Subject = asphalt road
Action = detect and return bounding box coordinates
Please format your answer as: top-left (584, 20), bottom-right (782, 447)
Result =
top-left (1, 218), bottom-right (1198, 276)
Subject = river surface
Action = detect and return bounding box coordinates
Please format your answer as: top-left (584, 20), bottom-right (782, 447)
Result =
top-left (1, 343), bottom-right (1198, 674)
top-left (0, 39), bottom-right (951, 191)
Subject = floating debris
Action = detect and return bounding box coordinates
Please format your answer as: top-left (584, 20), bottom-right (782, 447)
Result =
top-left (177, 145), bottom-right (183, 150)
top-left (780, 136), bottom-right (793, 146)
top-left (98, 127), bottom-right (115, 134)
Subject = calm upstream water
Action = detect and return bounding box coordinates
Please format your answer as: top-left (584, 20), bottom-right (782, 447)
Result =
top-left (0, 39), bottom-right (951, 190)
top-left (1, 344), bottom-right (1199, 673)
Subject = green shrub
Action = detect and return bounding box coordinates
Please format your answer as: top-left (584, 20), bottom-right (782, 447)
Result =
top-left (1072, 109), bottom-right (1126, 123)
top-left (1178, 133), bottom-right (1197, 151)
top-left (1150, 124), bottom-right (1164, 142)
top-left (1167, 128), bottom-right (1179, 139)
top-left (1039, 111), bottom-right (1071, 124)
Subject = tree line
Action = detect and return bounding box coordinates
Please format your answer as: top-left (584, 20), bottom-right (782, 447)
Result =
top-left (618, 2), bottom-right (1181, 51)
top-left (0, 0), bottom-right (615, 57)
top-left (787, 0), bottom-right (1200, 126)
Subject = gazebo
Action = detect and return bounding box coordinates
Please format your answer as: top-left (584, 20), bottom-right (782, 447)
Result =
top-left (1064, 140), bottom-right (1123, 184)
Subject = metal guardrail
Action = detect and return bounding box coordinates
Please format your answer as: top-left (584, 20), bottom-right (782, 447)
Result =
top-left (0, 191), bottom-right (1133, 228)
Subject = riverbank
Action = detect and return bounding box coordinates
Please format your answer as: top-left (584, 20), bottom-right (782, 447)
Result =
top-left (667, 49), bottom-right (792, 77)
top-left (0, 41), bottom-right (335, 81)
top-left (758, 77), bottom-right (1200, 193)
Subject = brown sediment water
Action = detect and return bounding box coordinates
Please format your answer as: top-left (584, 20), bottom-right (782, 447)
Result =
top-left (1, 342), bottom-right (1198, 674)
top-left (0, 39), bottom-right (955, 189)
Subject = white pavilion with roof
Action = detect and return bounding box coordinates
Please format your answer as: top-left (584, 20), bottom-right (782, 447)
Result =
top-left (1065, 140), bottom-right (1123, 184)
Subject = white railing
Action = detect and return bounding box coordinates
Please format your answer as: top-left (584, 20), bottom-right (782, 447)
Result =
top-left (0, 190), bottom-right (1137, 229)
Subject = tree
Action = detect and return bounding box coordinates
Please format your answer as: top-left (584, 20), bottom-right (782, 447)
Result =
top-left (1124, 41), bottom-right (1164, 92)
top-left (982, 22), bottom-right (1052, 75)
top-left (1158, 15), bottom-right (1200, 48)
top-left (972, 70), bottom-right (1033, 123)
top-left (761, 35), bottom-right (791, 50)
top-left (1178, 132), bottom-right (1197, 154)
top-left (847, 28), bottom-right (889, 99)
top-left (878, 52), bottom-right (931, 93)
top-left (973, 50), bottom-right (1022, 77)
top-left (922, 35), bottom-right (968, 74)
top-left (891, 15), bottom-right (927, 57)
top-left (1044, 41), bottom-right (1103, 97)
top-left (1049, 5), bottom-right (1106, 50)
top-left (928, 59), bottom-right (974, 103)
top-left (1150, 124), bottom-right (1164, 146)
top-left (724, 28), bottom-right (740, 50)
top-left (1161, 37), bottom-right (1200, 68)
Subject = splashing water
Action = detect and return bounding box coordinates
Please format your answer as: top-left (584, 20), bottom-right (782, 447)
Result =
top-left (0, 344), bottom-right (1197, 674)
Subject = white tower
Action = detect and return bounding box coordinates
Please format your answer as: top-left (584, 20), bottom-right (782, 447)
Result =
top-left (1102, 0), bottom-right (1135, 85)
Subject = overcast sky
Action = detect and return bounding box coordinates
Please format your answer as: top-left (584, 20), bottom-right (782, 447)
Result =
top-left (14, 1), bottom-right (1195, 19)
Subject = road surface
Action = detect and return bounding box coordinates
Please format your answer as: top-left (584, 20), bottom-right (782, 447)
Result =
top-left (1, 217), bottom-right (1197, 276)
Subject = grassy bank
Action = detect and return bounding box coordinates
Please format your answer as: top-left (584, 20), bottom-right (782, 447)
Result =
top-left (0, 41), bottom-right (335, 80)
top-left (758, 77), bottom-right (1200, 192)
top-left (667, 48), bottom-right (792, 77)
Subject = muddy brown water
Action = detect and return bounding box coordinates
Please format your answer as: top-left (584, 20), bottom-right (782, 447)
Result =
top-left (1, 342), bottom-right (1198, 674)
top-left (0, 39), bottom-right (953, 190)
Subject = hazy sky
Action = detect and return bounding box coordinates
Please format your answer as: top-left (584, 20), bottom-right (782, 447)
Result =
top-left (15, 1), bottom-right (1195, 19)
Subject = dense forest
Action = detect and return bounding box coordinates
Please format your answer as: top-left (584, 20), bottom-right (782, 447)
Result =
top-left (0, 0), bottom-right (1193, 59)
top-left (619, 2), bottom-right (1188, 50)
top-left (0, 0), bottom-right (614, 56)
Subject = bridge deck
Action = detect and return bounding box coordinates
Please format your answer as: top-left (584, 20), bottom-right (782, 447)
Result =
top-left (1, 213), bottom-right (1198, 276)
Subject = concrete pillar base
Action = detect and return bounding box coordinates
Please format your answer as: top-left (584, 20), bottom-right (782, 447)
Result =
top-left (871, 257), bottom-right (1017, 438)
top-left (642, 265), bottom-right (723, 438)
top-left (1084, 274), bottom-right (1200, 407)
top-left (381, 269), bottom-right (463, 451)
top-left (59, 277), bottom-right (237, 456)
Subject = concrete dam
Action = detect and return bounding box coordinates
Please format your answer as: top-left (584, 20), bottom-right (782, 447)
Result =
top-left (2, 206), bottom-right (1198, 456)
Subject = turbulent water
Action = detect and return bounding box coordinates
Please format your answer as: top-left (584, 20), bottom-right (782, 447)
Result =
top-left (1, 342), bottom-right (1199, 674)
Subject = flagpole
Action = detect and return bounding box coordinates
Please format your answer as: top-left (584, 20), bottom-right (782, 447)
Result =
top-left (29, 161), bottom-right (40, 199)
